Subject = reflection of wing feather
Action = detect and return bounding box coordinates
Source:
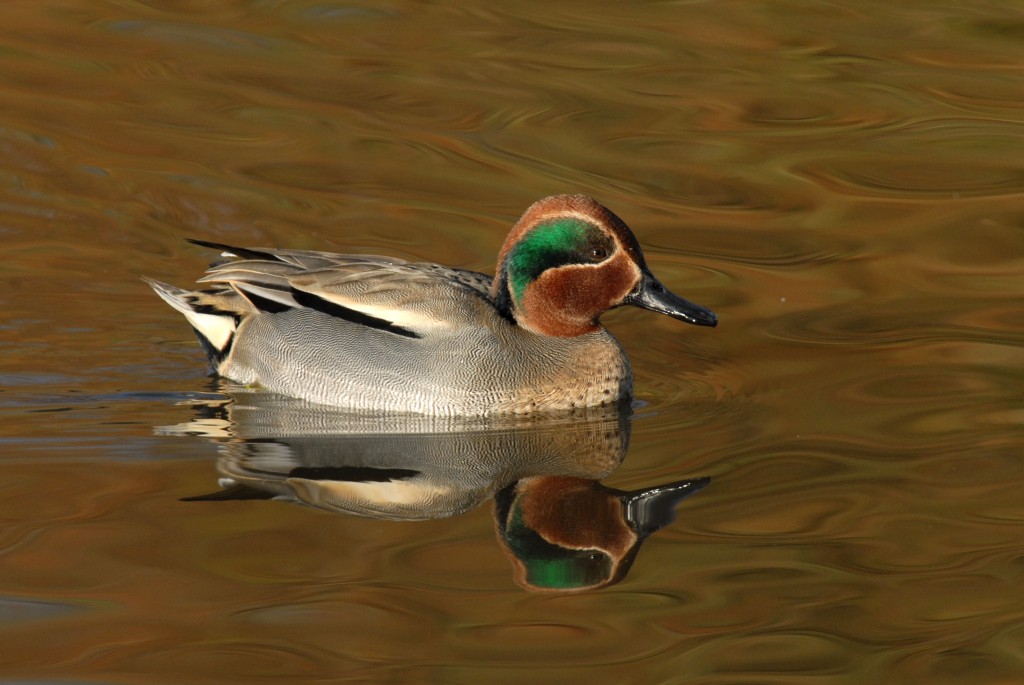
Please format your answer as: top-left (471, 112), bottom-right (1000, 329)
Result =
top-left (196, 248), bottom-right (498, 334)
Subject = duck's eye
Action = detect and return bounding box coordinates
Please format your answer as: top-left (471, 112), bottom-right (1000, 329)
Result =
top-left (589, 247), bottom-right (607, 261)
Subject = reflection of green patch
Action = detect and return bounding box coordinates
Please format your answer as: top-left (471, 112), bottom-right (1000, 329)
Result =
top-left (506, 218), bottom-right (608, 305)
top-left (504, 506), bottom-right (612, 590)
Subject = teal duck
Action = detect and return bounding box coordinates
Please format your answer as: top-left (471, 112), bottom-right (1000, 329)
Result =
top-left (148, 195), bottom-right (716, 415)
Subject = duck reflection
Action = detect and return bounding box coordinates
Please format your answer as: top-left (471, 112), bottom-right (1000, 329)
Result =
top-left (167, 384), bottom-right (708, 591)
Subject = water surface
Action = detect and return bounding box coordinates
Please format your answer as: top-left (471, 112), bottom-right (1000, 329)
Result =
top-left (2, 1), bottom-right (1023, 683)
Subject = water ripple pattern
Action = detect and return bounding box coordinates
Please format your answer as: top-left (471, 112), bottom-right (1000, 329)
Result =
top-left (0, 0), bottom-right (1022, 683)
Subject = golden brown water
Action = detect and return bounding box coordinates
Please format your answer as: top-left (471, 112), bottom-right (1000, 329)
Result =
top-left (2, 0), bottom-right (1023, 682)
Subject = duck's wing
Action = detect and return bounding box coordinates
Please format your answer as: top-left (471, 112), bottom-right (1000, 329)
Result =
top-left (191, 241), bottom-right (501, 337)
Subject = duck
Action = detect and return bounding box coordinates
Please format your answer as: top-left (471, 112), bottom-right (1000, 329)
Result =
top-left (147, 194), bottom-right (717, 416)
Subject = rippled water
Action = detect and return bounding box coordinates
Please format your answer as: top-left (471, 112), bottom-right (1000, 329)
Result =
top-left (2, 1), bottom-right (1023, 682)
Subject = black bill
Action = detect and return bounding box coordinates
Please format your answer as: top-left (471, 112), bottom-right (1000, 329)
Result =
top-left (624, 272), bottom-right (718, 327)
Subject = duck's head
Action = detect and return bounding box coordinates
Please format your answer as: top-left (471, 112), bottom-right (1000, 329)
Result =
top-left (492, 195), bottom-right (718, 337)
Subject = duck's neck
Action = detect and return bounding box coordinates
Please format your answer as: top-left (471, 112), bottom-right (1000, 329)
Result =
top-left (492, 270), bottom-right (518, 325)
top-left (493, 271), bottom-right (601, 337)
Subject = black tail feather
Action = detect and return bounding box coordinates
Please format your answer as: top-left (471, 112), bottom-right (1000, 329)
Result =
top-left (187, 239), bottom-right (278, 261)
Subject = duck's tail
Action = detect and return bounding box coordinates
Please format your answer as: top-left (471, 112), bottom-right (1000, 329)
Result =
top-left (144, 277), bottom-right (244, 364)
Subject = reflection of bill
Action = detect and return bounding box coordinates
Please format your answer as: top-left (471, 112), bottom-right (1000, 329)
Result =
top-left (168, 385), bottom-right (709, 591)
